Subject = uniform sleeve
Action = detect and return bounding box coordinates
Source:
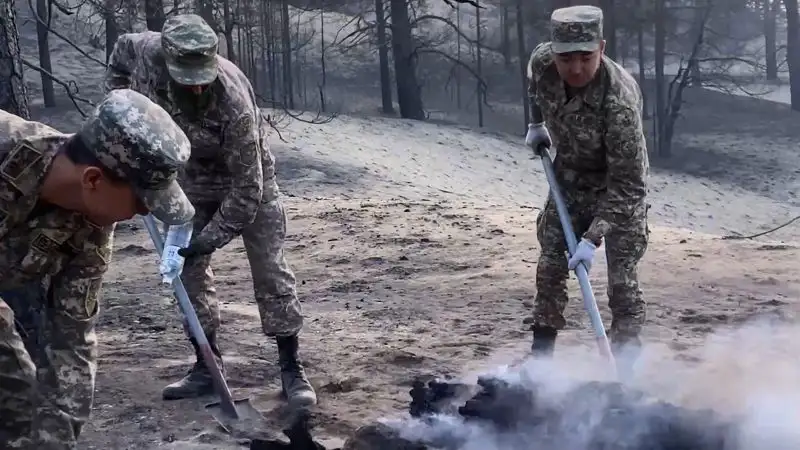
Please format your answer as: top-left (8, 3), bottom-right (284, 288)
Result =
top-left (526, 43), bottom-right (552, 124)
top-left (585, 103), bottom-right (648, 242)
top-left (33, 225), bottom-right (113, 446)
top-left (104, 33), bottom-right (138, 91)
top-left (194, 112), bottom-right (264, 248)
top-left (104, 32), bottom-right (163, 93)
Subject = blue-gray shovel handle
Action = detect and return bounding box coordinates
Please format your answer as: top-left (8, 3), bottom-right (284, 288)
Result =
top-left (141, 214), bottom-right (240, 419)
top-left (536, 147), bottom-right (615, 367)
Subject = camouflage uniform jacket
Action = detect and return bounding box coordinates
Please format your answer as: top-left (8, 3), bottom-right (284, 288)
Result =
top-left (527, 42), bottom-right (649, 241)
top-left (104, 31), bottom-right (272, 248)
top-left (0, 109), bottom-right (113, 429)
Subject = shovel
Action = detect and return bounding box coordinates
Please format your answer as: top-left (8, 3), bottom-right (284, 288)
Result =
top-left (141, 214), bottom-right (269, 437)
top-left (535, 147), bottom-right (617, 377)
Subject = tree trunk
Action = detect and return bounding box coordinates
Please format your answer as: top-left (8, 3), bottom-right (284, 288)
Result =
top-left (104, 0), bottom-right (119, 63)
top-left (36, 0), bottom-right (55, 107)
top-left (388, 0), bottom-right (424, 120)
top-left (501, 6), bottom-right (511, 67)
top-left (654, 0), bottom-right (667, 156)
top-left (764, 0), bottom-right (778, 81)
top-left (455, 3), bottom-right (461, 108)
top-left (144, 0), bottom-right (166, 31)
top-left (637, 0), bottom-right (647, 119)
top-left (375, 0), bottom-right (394, 114)
top-left (222, 0), bottom-right (236, 63)
top-left (0, 0), bottom-right (30, 118)
top-left (599, 0), bottom-right (616, 59)
top-left (785, 0), bottom-right (800, 110)
top-left (476, 2), bottom-right (483, 127)
top-left (280, 0), bottom-right (294, 109)
top-left (515, 0), bottom-right (529, 130)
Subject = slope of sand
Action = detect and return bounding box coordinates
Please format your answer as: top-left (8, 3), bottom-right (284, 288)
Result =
top-left (63, 114), bottom-right (800, 449)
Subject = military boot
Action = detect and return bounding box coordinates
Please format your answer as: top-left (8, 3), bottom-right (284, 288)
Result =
top-left (276, 334), bottom-right (317, 408)
top-left (531, 325), bottom-right (558, 358)
top-left (162, 332), bottom-right (223, 400)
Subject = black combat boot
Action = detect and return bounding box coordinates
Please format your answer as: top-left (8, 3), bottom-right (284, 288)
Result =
top-left (162, 332), bottom-right (223, 400)
top-left (531, 325), bottom-right (558, 358)
top-left (276, 334), bottom-right (317, 408)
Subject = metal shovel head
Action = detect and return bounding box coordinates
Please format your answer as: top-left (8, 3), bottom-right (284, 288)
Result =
top-left (205, 397), bottom-right (270, 438)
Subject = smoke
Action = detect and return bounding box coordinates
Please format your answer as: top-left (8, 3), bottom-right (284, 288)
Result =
top-left (383, 317), bottom-right (800, 450)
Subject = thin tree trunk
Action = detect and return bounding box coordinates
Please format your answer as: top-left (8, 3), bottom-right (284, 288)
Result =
top-left (281, 0), bottom-right (294, 109)
top-left (515, 0), bottom-right (529, 130)
top-left (0, 0), bottom-right (30, 118)
top-left (476, 2), bottom-right (483, 127)
top-left (784, 0), bottom-right (800, 110)
top-left (375, 0), bottom-right (393, 113)
top-left (36, 0), bottom-right (55, 107)
top-left (764, 0), bottom-right (778, 81)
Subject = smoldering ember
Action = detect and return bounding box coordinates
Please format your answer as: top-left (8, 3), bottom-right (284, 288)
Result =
top-left (250, 361), bottom-right (748, 450)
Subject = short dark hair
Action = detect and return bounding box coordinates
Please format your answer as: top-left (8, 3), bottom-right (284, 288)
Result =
top-left (62, 135), bottom-right (127, 183)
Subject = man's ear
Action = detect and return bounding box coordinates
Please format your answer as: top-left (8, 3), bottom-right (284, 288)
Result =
top-left (599, 39), bottom-right (606, 55)
top-left (80, 166), bottom-right (105, 190)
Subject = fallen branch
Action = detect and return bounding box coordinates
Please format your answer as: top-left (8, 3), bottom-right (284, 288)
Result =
top-left (20, 59), bottom-right (93, 117)
top-left (26, 0), bottom-right (108, 67)
top-left (722, 215), bottom-right (800, 240)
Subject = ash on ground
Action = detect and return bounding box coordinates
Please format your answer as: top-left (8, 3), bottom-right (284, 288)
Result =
top-left (255, 358), bottom-right (756, 450)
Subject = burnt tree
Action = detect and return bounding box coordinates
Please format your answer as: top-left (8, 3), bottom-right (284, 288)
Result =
top-left (784, 0), bottom-right (800, 110)
top-left (389, 0), bottom-right (425, 120)
top-left (0, 0), bottom-right (30, 118)
top-left (144, 0), bottom-right (166, 31)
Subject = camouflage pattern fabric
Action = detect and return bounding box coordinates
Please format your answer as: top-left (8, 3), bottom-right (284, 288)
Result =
top-left (103, 16), bottom-right (302, 338)
top-left (0, 90), bottom-right (192, 448)
top-left (180, 188), bottom-right (303, 338)
top-left (161, 14), bottom-right (219, 86)
top-left (550, 5), bottom-right (604, 54)
top-left (534, 195), bottom-right (648, 341)
top-left (78, 89), bottom-right (195, 225)
top-left (525, 6), bottom-right (650, 343)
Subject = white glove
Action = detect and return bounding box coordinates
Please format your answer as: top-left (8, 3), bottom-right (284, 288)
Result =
top-left (525, 122), bottom-right (552, 154)
top-left (159, 222), bottom-right (193, 285)
top-left (567, 238), bottom-right (597, 272)
top-left (159, 245), bottom-right (186, 284)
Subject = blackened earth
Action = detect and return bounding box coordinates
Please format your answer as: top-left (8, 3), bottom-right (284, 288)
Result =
top-left (250, 375), bottom-right (741, 450)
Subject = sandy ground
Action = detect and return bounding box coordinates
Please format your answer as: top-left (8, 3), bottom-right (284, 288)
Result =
top-left (8, 2), bottom-right (800, 448)
top-left (70, 111), bottom-right (800, 449)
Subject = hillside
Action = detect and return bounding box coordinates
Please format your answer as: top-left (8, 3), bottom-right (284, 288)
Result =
top-left (8, 1), bottom-right (800, 449)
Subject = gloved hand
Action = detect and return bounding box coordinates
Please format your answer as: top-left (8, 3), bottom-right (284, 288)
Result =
top-left (177, 238), bottom-right (217, 258)
top-left (567, 238), bottom-right (597, 272)
top-left (159, 244), bottom-right (186, 285)
top-left (159, 221), bottom-right (194, 285)
top-left (525, 122), bottom-right (552, 155)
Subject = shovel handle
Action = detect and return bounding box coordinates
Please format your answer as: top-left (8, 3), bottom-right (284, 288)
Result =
top-left (141, 214), bottom-right (240, 419)
top-left (536, 147), bottom-right (616, 372)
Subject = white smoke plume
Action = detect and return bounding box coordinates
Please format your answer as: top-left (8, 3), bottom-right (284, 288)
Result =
top-left (382, 317), bottom-right (800, 450)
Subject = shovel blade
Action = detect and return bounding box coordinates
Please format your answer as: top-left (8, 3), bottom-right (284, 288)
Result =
top-left (205, 398), bottom-right (270, 438)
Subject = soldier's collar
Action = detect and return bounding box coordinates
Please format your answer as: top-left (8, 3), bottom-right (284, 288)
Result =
top-left (567, 67), bottom-right (605, 108)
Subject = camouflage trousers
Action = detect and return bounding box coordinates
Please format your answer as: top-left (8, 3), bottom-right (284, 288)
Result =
top-left (0, 279), bottom-right (96, 449)
top-left (180, 179), bottom-right (303, 339)
top-left (533, 193), bottom-right (649, 343)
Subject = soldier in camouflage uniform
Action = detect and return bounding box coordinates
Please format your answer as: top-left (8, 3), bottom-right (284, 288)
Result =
top-left (0, 88), bottom-right (194, 449)
top-left (103, 14), bottom-right (317, 407)
top-left (524, 6), bottom-right (650, 368)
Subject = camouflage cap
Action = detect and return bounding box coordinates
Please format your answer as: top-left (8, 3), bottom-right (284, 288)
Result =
top-left (161, 14), bottom-right (219, 86)
top-left (550, 5), bottom-right (604, 54)
top-left (77, 89), bottom-right (195, 225)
